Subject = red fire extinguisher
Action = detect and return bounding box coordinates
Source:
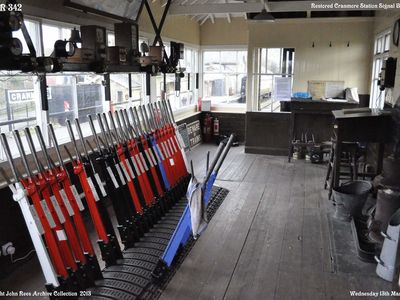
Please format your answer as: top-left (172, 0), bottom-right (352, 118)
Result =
top-left (213, 117), bottom-right (219, 137)
top-left (203, 113), bottom-right (213, 143)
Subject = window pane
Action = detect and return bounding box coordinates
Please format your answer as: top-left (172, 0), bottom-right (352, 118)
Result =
top-left (61, 27), bottom-right (73, 41)
top-left (42, 24), bottom-right (60, 56)
top-left (203, 50), bottom-right (247, 105)
top-left (108, 33), bottom-right (115, 47)
top-left (259, 75), bottom-right (273, 110)
top-left (384, 33), bottom-right (391, 52)
top-left (376, 37), bottom-right (383, 54)
top-left (203, 51), bottom-right (220, 72)
top-left (12, 20), bottom-right (42, 56)
top-left (374, 58), bottom-right (382, 78)
top-left (110, 74), bottom-right (130, 110)
top-left (260, 48), bottom-right (267, 73)
top-left (221, 51), bottom-right (237, 73)
top-left (0, 75), bottom-right (40, 159)
top-left (47, 74), bottom-right (105, 144)
top-left (267, 48), bottom-right (282, 74)
top-left (237, 51), bottom-right (247, 73)
top-left (131, 74), bottom-right (144, 105)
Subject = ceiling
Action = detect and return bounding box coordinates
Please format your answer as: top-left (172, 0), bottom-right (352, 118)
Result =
top-left (165, 0), bottom-right (379, 25)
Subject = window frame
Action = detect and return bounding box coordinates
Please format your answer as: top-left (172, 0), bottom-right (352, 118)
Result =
top-left (200, 46), bottom-right (247, 112)
top-left (370, 29), bottom-right (391, 109)
top-left (252, 47), bottom-right (295, 112)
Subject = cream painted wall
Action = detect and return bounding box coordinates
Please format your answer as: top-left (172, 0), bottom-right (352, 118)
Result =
top-left (374, 11), bottom-right (400, 105)
top-left (139, 1), bottom-right (200, 45)
top-left (248, 19), bottom-right (374, 96)
top-left (200, 18), bottom-right (248, 45)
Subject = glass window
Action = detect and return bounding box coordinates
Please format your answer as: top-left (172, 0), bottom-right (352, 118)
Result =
top-left (12, 20), bottom-right (42, 56)
top-left (47, 74), bottom-right (106, 144)
top-left (107, 33), bottom-right (115, 47)
top-left (384, 33), bottom-right (391, 52)
top-left (0, 74), bottom-right (41, 159)
top-left (202, 50), bottom-right (247, 105)
top-left (254, 48), bottom-right (295, 112)
top-left (110, 73), bottom-right (146, 110)
top-left (42, 23), bottom-right (75, 56)
top-left (370, 30), bottom-right (391, 109)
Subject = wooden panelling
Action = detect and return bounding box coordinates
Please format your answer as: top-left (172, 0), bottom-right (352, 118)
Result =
top-left (245, 112), bottom-right (290, 155)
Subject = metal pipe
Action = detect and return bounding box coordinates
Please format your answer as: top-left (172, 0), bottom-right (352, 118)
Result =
top-left (3, 133), bottom-right (22, 180)
top-left (166, 99), bottom-right (176, 123)
top-left (24, 128), bottom-right (44, 174)
top-left (88, 115), bottom-right (103, 154)
top-left (48, 124), bottom-right (65, 169)
top-left (214, 134), bottom-right (234, 174)
top-left (133, 106), bottom-right (144, 134)
top-left (115, 110), bottom-right (129, 141)
top-left (35, 126), bottom-right (55, 170)
top-left (129, 107), bottom-right (142, 136)
top-left (96, 113), bottom-right (111, 148)
top-left (66, 120), bottom-right (83, 162)
top-left (108, 111), bottom-right (123, 145)
top-left (204, 142), bottom-right (225, 184)
top-left (138, 106), bottom-right (150, 132)
top-left (74, 118), bottom-right (89, 158)
top-left (142, 105), bottom-right (153, 131)
top-left (12, 130), bottom-right (33, 181)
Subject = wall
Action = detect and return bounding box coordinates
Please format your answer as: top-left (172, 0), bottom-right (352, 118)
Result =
top-left (140, 1), bottom-right (200, 45)
top-left (200, 17), bottom-right (248, 46)
top-left (247, 18), bottom-right (374, 98)
top-left (374, 11), bottom-right (400, 105)
top-left (21, 0), bottom-right (200, 45)
top-left (245, 112), bottom-right (290, 155)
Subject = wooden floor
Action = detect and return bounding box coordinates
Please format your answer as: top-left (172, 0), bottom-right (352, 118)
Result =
top-left (161, 144), bottom-right (391, 300)
top-left (0, 145), bottom-right (392, 299)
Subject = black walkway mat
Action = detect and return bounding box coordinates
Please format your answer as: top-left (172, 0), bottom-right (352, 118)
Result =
top-left (83, 186), bottom-right (229, 300)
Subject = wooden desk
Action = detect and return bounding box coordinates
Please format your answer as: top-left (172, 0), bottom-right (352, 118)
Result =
top-left (287, 99), bottom-right (358, 161)
top-left (332, 109), bottom-right (393, 189)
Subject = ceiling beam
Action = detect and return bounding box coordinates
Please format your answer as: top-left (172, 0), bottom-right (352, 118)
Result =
top-left (170, 3), bottom-right (263, 15)
top-left (200, 15), bottom-right (209, 25)
top-left (169, 0), bottom-right (391, 15)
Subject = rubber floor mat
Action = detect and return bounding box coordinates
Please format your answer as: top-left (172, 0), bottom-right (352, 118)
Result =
top-left (82, 186), bottom-right (229, 300)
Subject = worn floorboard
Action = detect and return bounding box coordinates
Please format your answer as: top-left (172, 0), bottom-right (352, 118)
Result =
top-left (1, 145), bottom-right (393, 300)
top-left (161, 146), bottom-right (392, 300)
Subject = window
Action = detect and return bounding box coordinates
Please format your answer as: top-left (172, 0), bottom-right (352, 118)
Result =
top-left (13, 20), bottom-right (42, 56)
top-left (110, 73), bottom-right (146, 110)
top-left (157, 46), bottom-right (199, 111)
top-left (202, 50), bottom-right (247, 106)
top-left (0, 19), bottom-right (43, 159)
top-left (47, 74), bottom-right (106, 144)
top-left (254, 48), bottom-right (295, 112)
top-left (42, 22), bottom-right (75, 56)
top-left (370, 30), bottom-right (391, 109)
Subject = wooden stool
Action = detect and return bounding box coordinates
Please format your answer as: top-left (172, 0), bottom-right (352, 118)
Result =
top-left (325, 139), bottom-right (360, 199)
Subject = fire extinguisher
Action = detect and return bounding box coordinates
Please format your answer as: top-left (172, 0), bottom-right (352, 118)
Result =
top-left (203, 113), bottom-right (213, 143)
top-left (213, 117), bottom-right (219, 137)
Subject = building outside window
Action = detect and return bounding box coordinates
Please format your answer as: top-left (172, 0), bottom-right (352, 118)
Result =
top-left (110, 73), bottom-right (146, 111)
top-left (202, 50), bottom-right (247, 106)
top-left (254, 48), bottom-right (295, 112)
top-left (370, 30), bottom-right (391, 109)
top-left (47, 73), bottom-right (107, 144)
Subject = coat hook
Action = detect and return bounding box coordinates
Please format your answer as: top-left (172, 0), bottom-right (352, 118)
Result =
top-left (312, 41), bottom-right (315, 48)
top-left (347, 41), bottom-right (350, 47)
top-left (329, 41), bottom-right (332, 47)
